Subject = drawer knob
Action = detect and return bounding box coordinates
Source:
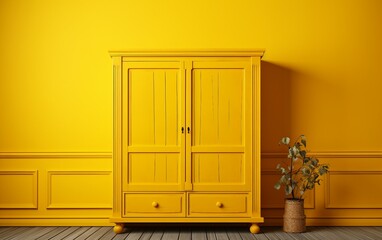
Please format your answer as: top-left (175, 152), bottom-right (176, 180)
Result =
top-left (152, 201), bottom-right (159, 208)
top-left (216, 202), bottom-right (223, 208)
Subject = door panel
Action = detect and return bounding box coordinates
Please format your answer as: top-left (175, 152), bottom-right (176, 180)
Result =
top-left (189, 60), bottom-right (252, 191)
top-left (122, 61), bottom-right (185, 191)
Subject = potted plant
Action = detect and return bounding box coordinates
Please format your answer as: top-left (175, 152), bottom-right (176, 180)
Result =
top-left (274, 135), bottom-right (329, 232)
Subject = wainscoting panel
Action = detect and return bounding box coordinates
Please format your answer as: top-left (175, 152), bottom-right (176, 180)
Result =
top-left (325, 171), bottom-right (382, 209)
top-left (0, 171), bottom-right (38, 209)
top-left (47, 171), bottom-right (112, 209)
top-left (0, 153), bottom-right (113, 226)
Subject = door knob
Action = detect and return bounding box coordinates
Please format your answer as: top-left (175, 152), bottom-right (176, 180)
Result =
top-left (152, 202), bottom-right (159, 208)
top-left (216, 202), bottom-right (223, 208)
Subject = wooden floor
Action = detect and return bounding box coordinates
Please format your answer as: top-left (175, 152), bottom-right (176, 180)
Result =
top-left (0, 226), bottom-right (382, 240)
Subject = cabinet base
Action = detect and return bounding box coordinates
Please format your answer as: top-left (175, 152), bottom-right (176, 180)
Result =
top-left (112, 222), bottom-right (262, 234)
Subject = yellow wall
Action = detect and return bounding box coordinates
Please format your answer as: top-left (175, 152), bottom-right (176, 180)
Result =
top-left (1, 0), bottom-right (382, 225)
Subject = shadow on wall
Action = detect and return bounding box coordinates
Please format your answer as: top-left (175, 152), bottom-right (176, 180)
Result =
top-left (261, 61), bottom-right (294, 153)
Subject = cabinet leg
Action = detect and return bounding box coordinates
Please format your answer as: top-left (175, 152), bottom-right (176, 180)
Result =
top-left (250, 223), bottom-right (260, 234)
top-left (113, 223), bottom-right (125, 234)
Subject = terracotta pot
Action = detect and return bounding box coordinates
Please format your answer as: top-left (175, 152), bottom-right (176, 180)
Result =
top-left (283, 199), bottom-right (306, 233)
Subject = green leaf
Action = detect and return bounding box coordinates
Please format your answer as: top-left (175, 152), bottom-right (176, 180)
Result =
top-left (285, 185), bottom-right (293, 195)
top-left (319, 166), bottom-right (328, 175)
top-left (311, 157), bottom-right (318, 166)
top-left (301, 135), bottom-right (307, 147)
top-left (291, 146), bottom-right (299, 156)
top-left (274, 181), bottom-right (281, 190)
top-left (280, 175), bottom-right (286, 183)
top-left (280, 137), bottom-right (290, 145)
top-left (301, 167), bottom-right (310, 176)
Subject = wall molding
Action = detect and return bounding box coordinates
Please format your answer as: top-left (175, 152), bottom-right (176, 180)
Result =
top-left (262, 151), bottom-right (382, 158)
top-left (0, 152), bottom-right (112, 159)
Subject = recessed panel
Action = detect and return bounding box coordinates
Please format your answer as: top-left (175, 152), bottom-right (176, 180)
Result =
top-left (326, 171), bottom-right (382, 208)
top-left (0, 171), bottom-right (37, 209)
top-left (192, 153), bottom-right (243, 184)
top-left (192, 69), bottom-right (244, 146)
top-left (47, 171), bottom-right (112, 209)
top-left (128, 153), bottom-right (179, 184)
top-left (128, 69), bottom-right (180, 146)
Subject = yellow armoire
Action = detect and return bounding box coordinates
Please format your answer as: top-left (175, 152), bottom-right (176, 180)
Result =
top-left (110, 50), bottom-right (264, 233)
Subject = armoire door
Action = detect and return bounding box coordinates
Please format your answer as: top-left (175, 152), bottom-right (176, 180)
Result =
top-left (187, 59), bottom-right (253, 192)
top-left (122, 60), bottom-right (185, 192)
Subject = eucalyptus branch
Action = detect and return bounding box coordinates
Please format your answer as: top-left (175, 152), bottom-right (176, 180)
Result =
top-left (274, 135), bottom-right (329, 200)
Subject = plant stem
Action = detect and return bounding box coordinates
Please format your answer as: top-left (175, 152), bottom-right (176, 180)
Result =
top-left (290, 147), bottom-right (295, 199)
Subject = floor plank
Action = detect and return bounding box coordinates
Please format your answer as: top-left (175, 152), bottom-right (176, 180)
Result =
top-left (192, 228), bottom-right (207, 240)
top-left (136, 231), bottom-right (153, 240)
top-left (0, 227), bottom-right (30, 240)
top-left (99, 227), bottom-right (117, 240)
top-left (61, 226), bottom-right (92, 240)
top-left (162, 229), bottom-right (180, 240)
top-left (86, 227), bottom-right (112, 240)
top-left (8, 227), bottom-right (57, 240)
top-left (336, 227), bottom-right (369, 240)
top-left (74, 226), bottom-right (102, 240)
top-left (206, 231), bottom-right (217, 240)
top-left (0, 227), bottom-right (14, 235)
top-left (35, 227), bottom-right (69, 240)
top-left (149, 229), bottom-right (164, 240)
top-left (125, 229), bottom-right (143, 240)
top-left (179, 228), bottom-right (192, 240)
top-left (0, 226), bottom-right (382, 239)
top-left (227, 231), bottom-right (244, 240)
top-left (215, 229), bottom-right (230, 240)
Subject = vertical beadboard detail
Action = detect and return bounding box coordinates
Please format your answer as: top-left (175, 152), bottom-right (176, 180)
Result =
top-left (152, 72), bottom-right (156, 145)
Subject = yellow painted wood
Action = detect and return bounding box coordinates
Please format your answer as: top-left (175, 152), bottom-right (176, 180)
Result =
top-left (188, 193), bottom-right (250, 217)
top-left (191, 153), bottom-right (249, 191)
top-left (123, 193), bottom-right (185, 217)
top-left (112, 50), bottom-right (263, 229)
top-left (121, 60), bottom-right (185, 192)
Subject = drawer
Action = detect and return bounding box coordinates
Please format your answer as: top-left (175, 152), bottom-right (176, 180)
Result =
top-left (188, 193), bottom-right (250, 217)
top-left (123, 193), bottom-right (185, 217)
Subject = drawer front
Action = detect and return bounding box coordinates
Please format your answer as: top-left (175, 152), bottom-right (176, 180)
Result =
top-left (188, 193), bottom-right (250, 217)
top-left (123, 193), bottom-right (185, 217)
